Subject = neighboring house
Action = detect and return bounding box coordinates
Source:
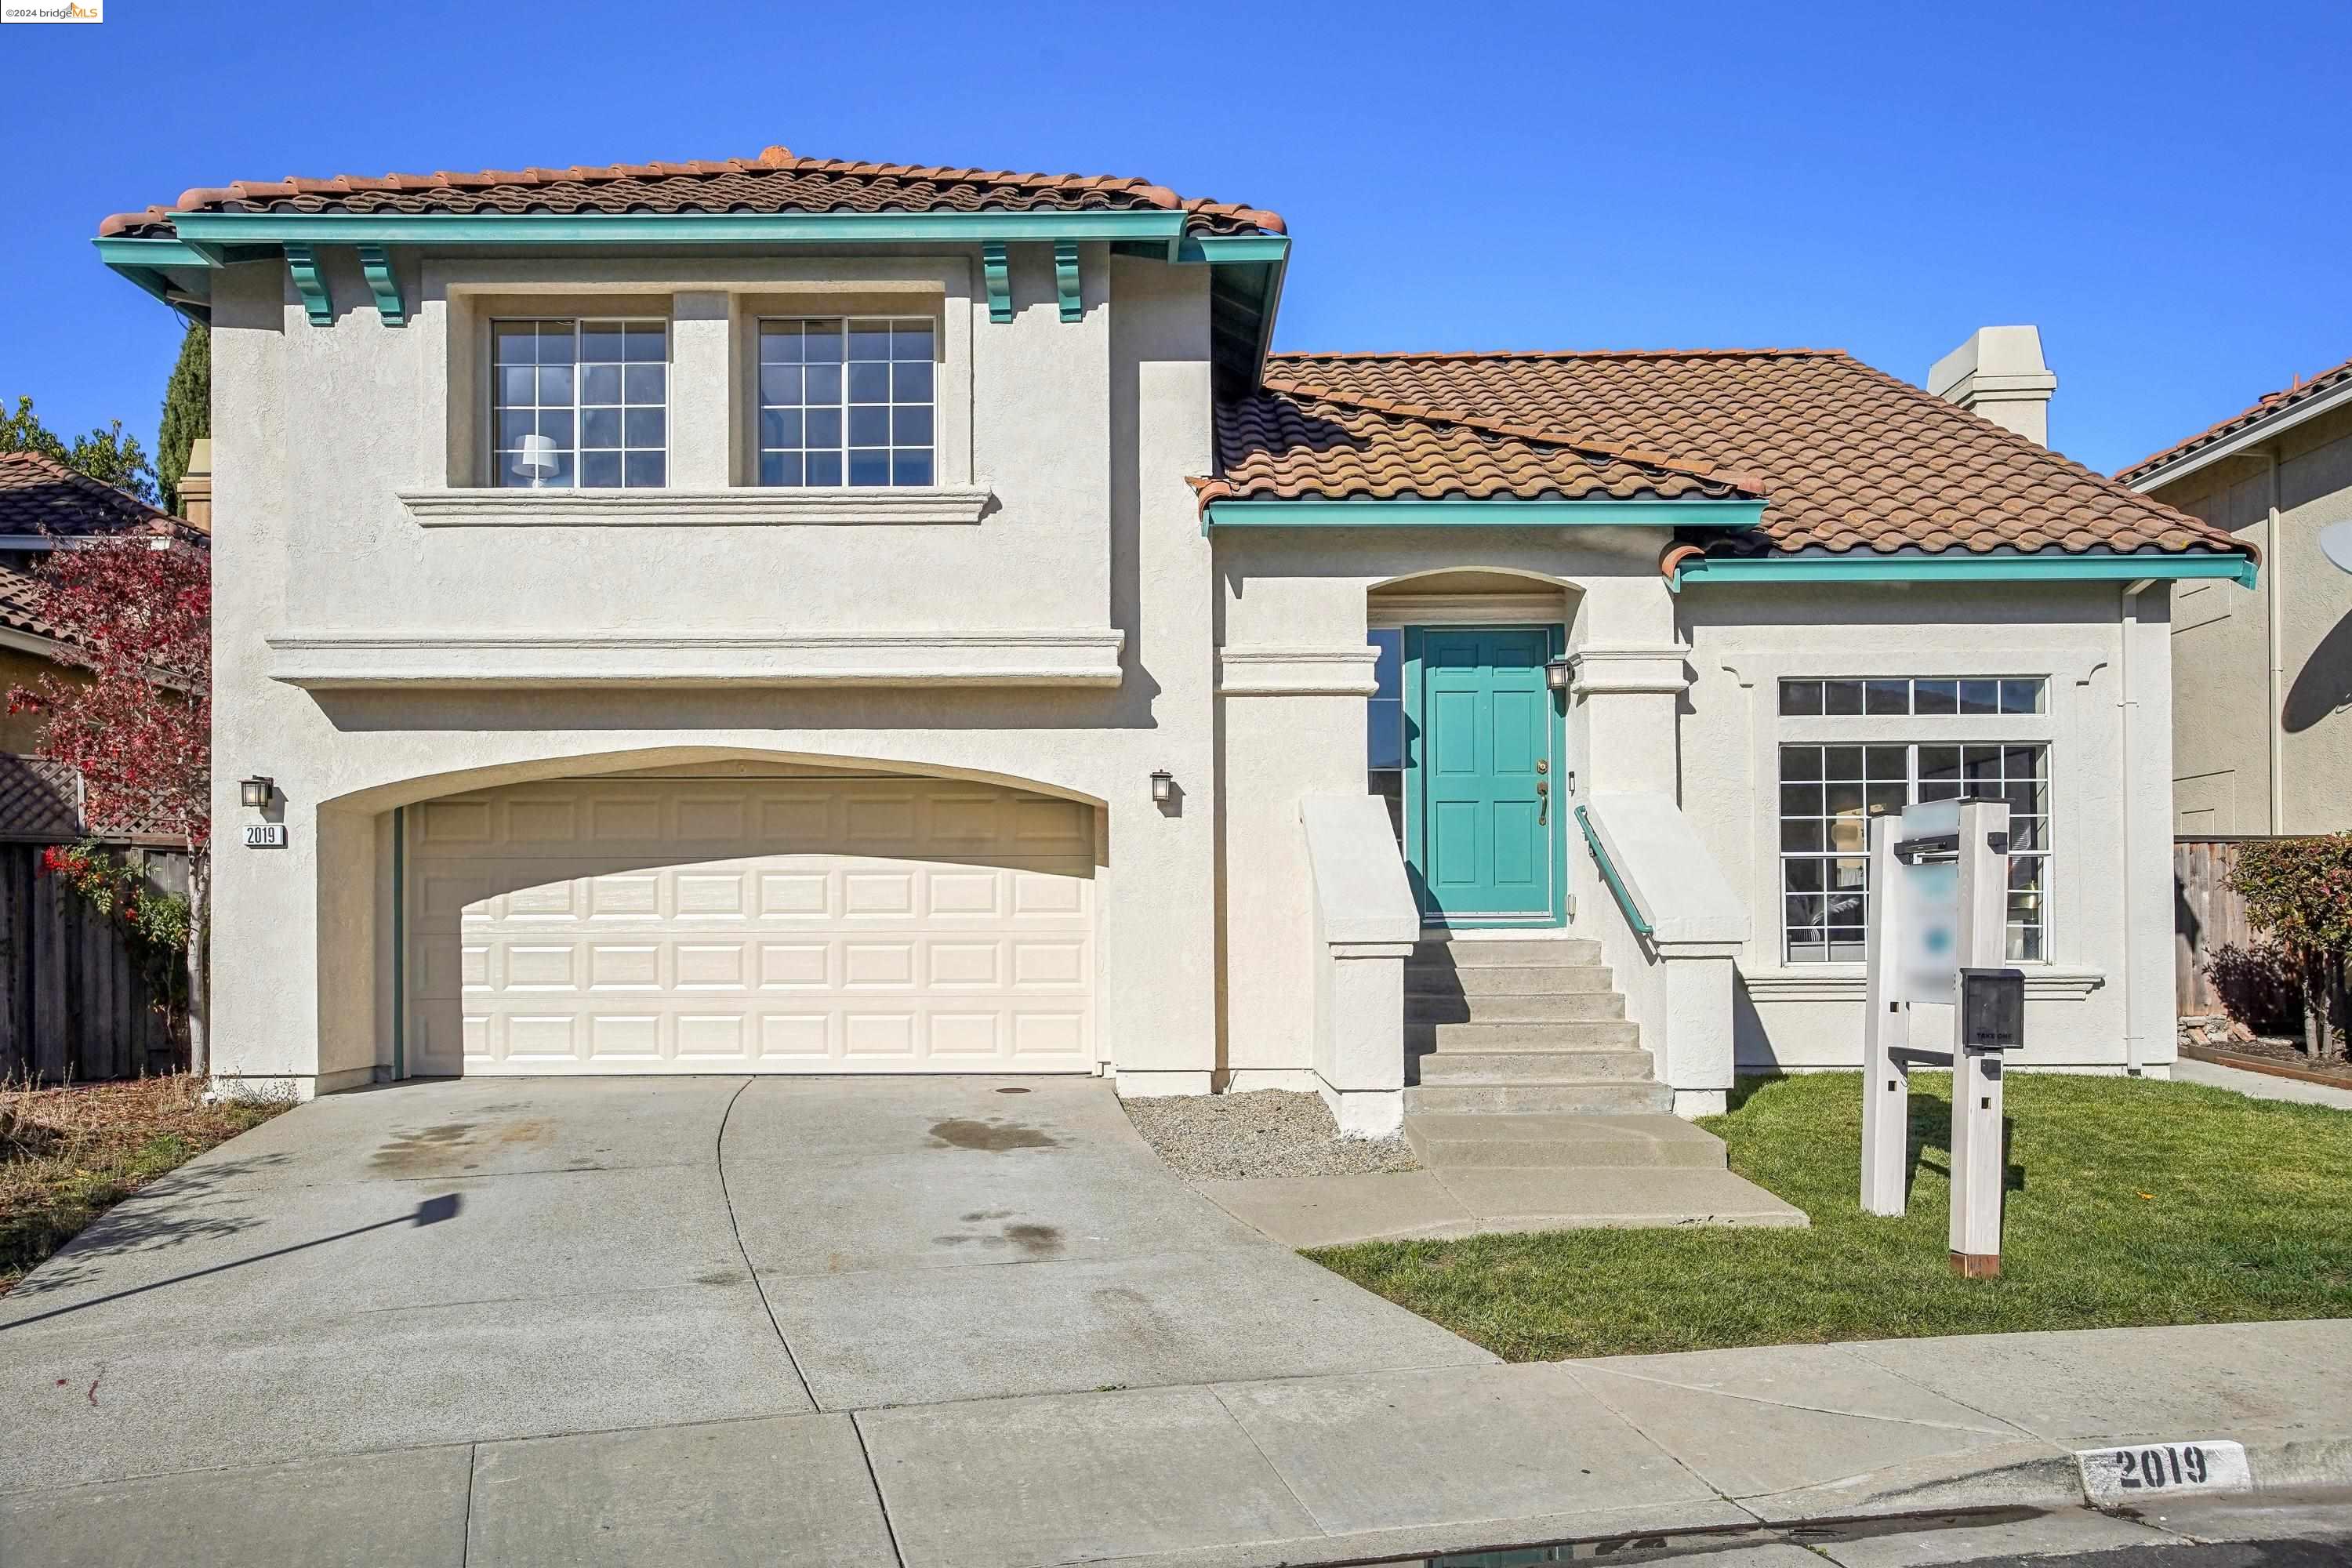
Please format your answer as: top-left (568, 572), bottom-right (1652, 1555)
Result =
top-left (96, 150), bottom-right (2252, 1123)
top-left (0, 449), bottom-right (205, 833)
top-left (2118, 358), bottom-right (2352, 834)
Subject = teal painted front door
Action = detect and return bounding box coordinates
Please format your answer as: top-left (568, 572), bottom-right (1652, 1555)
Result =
top-left (1411, 627), bottom-right (1556, 922)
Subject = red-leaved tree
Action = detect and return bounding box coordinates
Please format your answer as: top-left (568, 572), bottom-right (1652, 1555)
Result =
top-left (8, 535), bottom-right (211, 1071)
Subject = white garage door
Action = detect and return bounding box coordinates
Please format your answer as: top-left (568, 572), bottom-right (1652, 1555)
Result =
top-left (405, 775), bottom-right (1097, 1076)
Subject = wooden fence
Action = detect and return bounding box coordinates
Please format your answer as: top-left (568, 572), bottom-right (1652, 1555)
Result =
top-left (0, 842), bottom-right (188, 1081)
top-left (2175, 837), bottom-right (2260, 1018)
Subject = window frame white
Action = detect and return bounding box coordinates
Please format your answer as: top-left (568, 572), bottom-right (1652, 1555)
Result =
top-left (488, 316), bottom-right (671, 491)
top-left (754, 314), bottom-right (939, 490)
top-left (1774, 674), bottom-right (2058, 967)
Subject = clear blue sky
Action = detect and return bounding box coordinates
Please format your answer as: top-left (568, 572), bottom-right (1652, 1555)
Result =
top-left (4, 0), bottom-right (2347, 478)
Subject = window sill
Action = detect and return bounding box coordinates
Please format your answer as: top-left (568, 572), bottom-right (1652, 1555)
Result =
top-left (1740, 965), bottom-right (2105, 1003)
top-left (265, 627), bottom-right (1124, 688)
top-left (398, 487), bottom-right (994, 527)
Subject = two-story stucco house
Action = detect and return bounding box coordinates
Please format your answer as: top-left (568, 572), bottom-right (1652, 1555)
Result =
top-left (95, 150), bottom-right (2256, 1133)
top-left (2117, 354), bottom-right (2352, 835)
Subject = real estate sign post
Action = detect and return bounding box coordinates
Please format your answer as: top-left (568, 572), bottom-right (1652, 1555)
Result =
top-left (1860, 797), bottom-right (2020, 1277)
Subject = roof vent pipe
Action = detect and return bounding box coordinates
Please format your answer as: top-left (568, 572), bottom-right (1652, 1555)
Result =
top-left (1929, 326), bottom-right (2058, 447)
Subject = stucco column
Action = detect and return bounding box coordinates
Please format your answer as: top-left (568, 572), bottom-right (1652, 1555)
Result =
top-left (1569, 644), bottom-right (1690, 794)
top-left (669, 290), bottom-right (731, 488)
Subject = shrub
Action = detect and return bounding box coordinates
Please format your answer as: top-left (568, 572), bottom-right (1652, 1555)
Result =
top-left (2227, 834), bottom-right (2352, 1059)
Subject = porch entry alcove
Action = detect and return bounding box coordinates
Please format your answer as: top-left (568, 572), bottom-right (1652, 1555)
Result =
top-left (1367, 578), bottom-right (1572, 931)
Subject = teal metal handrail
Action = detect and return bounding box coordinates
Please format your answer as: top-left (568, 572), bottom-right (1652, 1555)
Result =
top-left (1573, 804), bottom-right (1653, 938)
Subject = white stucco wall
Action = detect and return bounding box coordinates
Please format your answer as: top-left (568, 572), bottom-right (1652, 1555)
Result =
top-left (1679, 579), bottom-right (2177, 1075)
top-left (208, 245), bottom-right (1220, 1094)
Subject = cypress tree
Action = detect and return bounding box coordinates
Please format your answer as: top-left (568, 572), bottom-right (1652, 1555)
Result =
top-left (157, 324), bottom-right (210, 515)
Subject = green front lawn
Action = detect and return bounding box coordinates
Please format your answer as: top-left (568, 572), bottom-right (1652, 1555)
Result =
top-left (1309, 1072), bottom-right (2352, 1360)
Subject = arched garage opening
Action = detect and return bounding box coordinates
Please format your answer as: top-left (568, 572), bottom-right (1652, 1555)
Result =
top-left (390, 754), bottom-right (1101, 1078)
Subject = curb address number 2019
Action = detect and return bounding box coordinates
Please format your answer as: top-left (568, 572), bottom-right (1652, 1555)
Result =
top-left (243, 824), bottom-right (288, 849)
top-left (2076, 1439), bottom-right (2250, 1501)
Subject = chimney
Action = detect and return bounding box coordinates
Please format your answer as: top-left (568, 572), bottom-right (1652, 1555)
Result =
top-left (176, 437), bottom-right (212, 532)
top-left (1929, 326), bottom-right (2057, 446)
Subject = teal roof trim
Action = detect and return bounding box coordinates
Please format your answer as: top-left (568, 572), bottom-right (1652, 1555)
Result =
top-left (163, 209), bottom-right (1192, 248)
top-left (1669, 550), bottom-right (2259, 592)
top-left (93, 237), bottom-right (212, 324)
top-left (1201, 496), bottom-right (1767, 536)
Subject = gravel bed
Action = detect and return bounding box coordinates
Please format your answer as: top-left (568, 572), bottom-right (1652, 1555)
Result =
top-left (1121, 1089), bottom-right (1419, 1181)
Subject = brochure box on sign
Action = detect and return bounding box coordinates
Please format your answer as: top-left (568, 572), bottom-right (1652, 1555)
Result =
top-left (1960, 967), bottom-right (2026, 1051)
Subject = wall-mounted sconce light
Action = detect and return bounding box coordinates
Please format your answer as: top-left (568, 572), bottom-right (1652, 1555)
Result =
top-left (1544, 655), bottom-right (1573, 693)
top-left (1149, 769), bottom-right (1174, 804)
top-left (239, 775), bottom-right (274, 810)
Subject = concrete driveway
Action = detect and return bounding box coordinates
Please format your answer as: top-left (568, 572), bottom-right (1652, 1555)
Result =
top-left (0, 1076), bottom-right (1488, 1496)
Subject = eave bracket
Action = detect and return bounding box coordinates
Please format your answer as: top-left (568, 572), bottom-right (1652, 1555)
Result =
top-left (1054, 241), bottom-right (1082, 322)
top-left (981, 242), bottom-right (1012, 324)
top-left (282, 243), bottom-right (332, 325)
top-left (356, 244), bottom-right (405, 327)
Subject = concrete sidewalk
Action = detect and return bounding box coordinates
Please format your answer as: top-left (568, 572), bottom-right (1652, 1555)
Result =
top-left (6, 1316), bottom-right (2347, 1566)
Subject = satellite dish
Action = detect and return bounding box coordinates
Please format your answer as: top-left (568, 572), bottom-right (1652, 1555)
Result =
top-left (2322, 519), bottom-right (2352, 575)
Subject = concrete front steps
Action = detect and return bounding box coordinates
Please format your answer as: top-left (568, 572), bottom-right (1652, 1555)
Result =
top-left (1396, 935), bottom-right (1808, 1231)
top-left (1403, 936), bottom-right (1671, 1116)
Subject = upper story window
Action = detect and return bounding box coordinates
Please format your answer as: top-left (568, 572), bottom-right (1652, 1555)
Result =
top-left (492, 319), bottom-right (668, 488)
top-left (759, 318), bottom-right (935, 487)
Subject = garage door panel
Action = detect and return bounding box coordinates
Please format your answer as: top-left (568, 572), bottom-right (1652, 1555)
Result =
top-left (409, 778), bottom-right (1095, 1076)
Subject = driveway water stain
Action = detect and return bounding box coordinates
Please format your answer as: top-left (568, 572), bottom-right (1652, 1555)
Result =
top-left (927, 1118), bottom-right (1059, 1152)
top-left (368, 1118), bottom-right (556, 1176)
top-left (930, 1221), bottom-right (1066, 1258)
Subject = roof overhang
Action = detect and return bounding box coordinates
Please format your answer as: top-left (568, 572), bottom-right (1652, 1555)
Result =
top-left (1200, 496), bottom-right (1766, 538)
top-left (2122, 374), bottom-right (2352, 492)
top-left (1668, 549), bottom-right (2259, 593)
top-left (93, 238), bottom-right (215, 325)
top-left (97, 211), bottom-right (1287, 358)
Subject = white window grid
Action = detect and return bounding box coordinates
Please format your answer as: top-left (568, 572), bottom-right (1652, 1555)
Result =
top-left (1779, 741), bottom-right (2052, 964)
top-left (492, 319), bottom-right (668, 489)
top-left (758, 318), bottom-right (935, 488)
top-left (1779, 676), bottom-right (2046, 718)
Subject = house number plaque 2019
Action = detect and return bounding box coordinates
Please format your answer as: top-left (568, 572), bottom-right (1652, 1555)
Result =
top-left (243, 824), bottom-right (289, 849)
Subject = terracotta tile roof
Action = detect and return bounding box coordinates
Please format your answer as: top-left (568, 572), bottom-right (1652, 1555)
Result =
top-left (1214, 349), bottom-right (2246, 561)
top-left (0, 561), bottom-right (68, 644)
top-left (98, 145), bottom-right (1283, 241)
top-left (0, 452), bottom-right (203, 543)
top-left (2115, 352), bottom-right (2352, 485)
top-left (1196, 379), bottom-right (1764, 506)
